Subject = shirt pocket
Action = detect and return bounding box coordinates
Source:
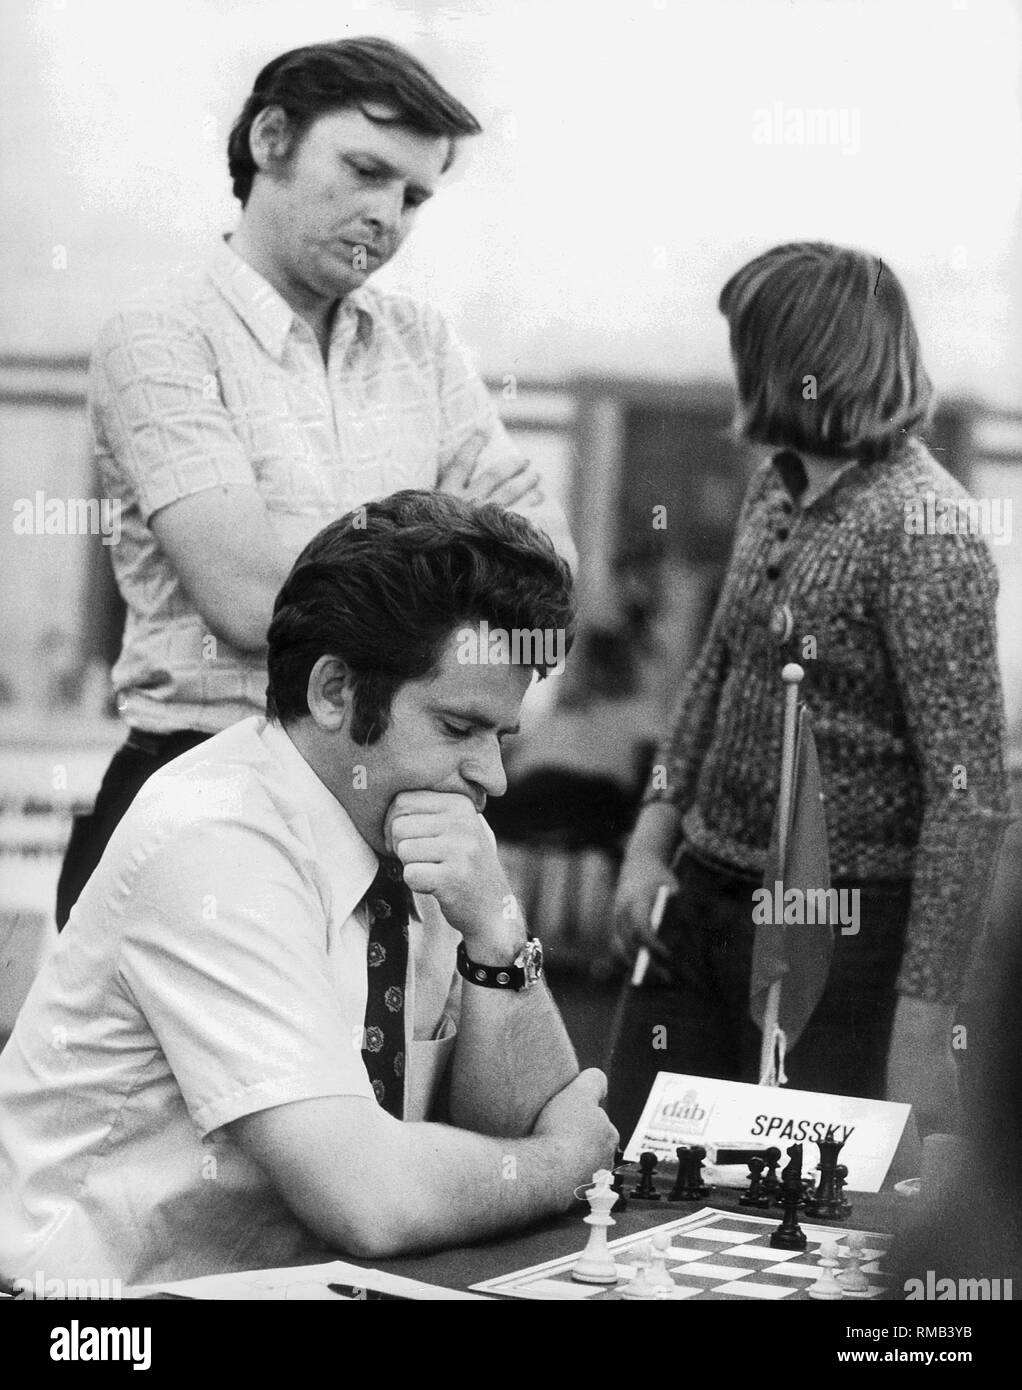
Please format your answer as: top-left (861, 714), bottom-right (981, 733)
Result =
top-left (404, 1014), bottom-right (457, 1122)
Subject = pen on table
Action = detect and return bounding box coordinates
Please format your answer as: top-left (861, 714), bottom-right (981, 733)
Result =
top-left (326, 1283), bottom-right (409, 1301)
top-left (630, 883), bottom-right (672, 987)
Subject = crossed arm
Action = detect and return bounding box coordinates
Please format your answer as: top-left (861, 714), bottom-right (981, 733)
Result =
top-left (149, 435), bottom-right (555, 654)
top-left (227, 975), bottom-right (600, 1261)
top-left (225, 929), bottom-right (608, 1260)
top-left (96, 299), bottom-right (572, 652)
top-left (223, 795), bottom-right (614, 1259)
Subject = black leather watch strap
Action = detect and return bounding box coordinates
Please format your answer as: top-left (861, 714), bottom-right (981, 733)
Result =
top-left (456, 940), bottom-right (525, 989)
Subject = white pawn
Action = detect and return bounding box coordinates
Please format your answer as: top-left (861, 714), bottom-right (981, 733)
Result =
top-left (621, 1240), bottom-right (660, 1299)
top-left (648, 1230), bottom-right (675, 1290)
top-left (837, 1231), bottom-right (876, 1298)
top-left (807, 1238), bottom-right (845, 1300)
top-left (571, 1170), bottom-right (618, 1285)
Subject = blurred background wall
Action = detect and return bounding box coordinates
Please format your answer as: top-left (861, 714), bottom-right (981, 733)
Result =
top-left (1, 0), bottom-right (1021, 1029)
top-left (2, 0), bottom-right (1021, 395)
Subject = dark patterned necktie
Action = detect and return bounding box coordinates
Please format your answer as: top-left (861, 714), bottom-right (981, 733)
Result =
top-left (361, 858), bottom-right (411, 1119)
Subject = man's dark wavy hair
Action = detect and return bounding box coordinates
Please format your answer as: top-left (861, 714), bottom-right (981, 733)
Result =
top-left (227, 37), bottom-right (482, 204)
top-left (266, 490), bottom-right (575, 743)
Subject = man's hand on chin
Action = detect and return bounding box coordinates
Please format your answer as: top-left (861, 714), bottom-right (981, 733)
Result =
top-left (384, 790), bottom-right (520, 959)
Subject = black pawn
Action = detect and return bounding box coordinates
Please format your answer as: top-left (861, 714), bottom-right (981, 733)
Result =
top-left (632, 1150), bottom-right (660, 1201)
top-left (833, 1163), bottom-right (852, 1219)
top-left (770, 1176), bottom-right (808, 1250)
top-left (739, 1155), bottom-right (771, 1208)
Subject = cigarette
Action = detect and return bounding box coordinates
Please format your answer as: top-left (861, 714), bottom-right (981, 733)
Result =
top-left (630, 883), bottom-right (672, 987)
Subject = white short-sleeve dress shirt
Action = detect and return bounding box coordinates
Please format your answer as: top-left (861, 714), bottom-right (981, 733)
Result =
top-left (0, 718), bottom-right (461, 1285)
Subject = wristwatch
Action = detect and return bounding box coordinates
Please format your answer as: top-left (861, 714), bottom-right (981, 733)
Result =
top-left (456, 936), bottom-right (544, 991)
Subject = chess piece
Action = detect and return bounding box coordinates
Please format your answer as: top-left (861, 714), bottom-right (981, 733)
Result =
top-left (837, 1231), bottom-right (876, 1298)
top-left (770, 1176), bottom-right (809, 1250)
top-left (621, 1240), bottom-right (659, 1299)
top-left (761, 1146), bottom-right (782, 1200)
top-left (775, 1177), bottom-right (811, 1208)
top-left (805, 1135), bottom-right (850, 1220)
top-left (833, 1164), bottom-right (853, 1218)
top-left (571, 1170), bottom-right (619, 1285)
top-left (610, 1149), bottom-right (628, 1214)
top-left (770, 1146), bottom-right (808, 1250)
top-left (668, 1145), bottom-right (711, 1201)
top-left (781, 1142), bottom-right (803, 1185)
top-left (667, 1146), bottom-right (691, 1201)
top-left (632, 1150), bottom-right (661, 1200)
top-left (807, 1238), bottom-right (845, 1300)
top-left (689, 1145), bottom-right (710, 1198)
top-left (775, 1142), bottom-right (807, 1207)
top-left (739, 1155), bottom-right (771, 1208)
top-left (647, 1231), bottom-right (675, 1290)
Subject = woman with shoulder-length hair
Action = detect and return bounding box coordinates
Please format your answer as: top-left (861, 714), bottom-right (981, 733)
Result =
top-left (606, 242), bottom-right (1011, 1144)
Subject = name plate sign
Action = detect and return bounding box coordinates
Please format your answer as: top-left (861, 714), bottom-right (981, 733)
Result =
top-left (624, 1072), bottom-right (911, 1191)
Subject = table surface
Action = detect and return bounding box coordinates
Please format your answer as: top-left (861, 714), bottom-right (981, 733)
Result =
top-left (353, 1186), bottom-right (908, 1296)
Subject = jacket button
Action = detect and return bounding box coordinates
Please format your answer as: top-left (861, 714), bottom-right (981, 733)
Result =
top-left (769, 604), bottom-right (794, 641)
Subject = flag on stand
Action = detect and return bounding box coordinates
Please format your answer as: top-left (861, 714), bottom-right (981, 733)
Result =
top-left (749, 702), bottom-right (833, 1061)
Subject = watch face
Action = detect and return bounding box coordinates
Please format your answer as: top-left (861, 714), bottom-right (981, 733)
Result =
top-left (521, 938), bottom-right (543, 984)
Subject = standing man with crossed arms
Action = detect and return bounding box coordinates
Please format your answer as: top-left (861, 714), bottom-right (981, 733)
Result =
top-left (57, 36), bottom-right (574, 926)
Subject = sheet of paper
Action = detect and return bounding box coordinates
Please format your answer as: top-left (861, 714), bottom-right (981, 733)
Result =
top-left (625, 1071), bottom-right (910, 1191)
top-left (127, 1259), bottom-right (488, 1301)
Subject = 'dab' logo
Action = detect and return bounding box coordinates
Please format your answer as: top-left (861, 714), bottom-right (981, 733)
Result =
top-left (661, 1089), bottom-right (712, 1135)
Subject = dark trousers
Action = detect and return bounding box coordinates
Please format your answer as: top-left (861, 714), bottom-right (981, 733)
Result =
top-left (55, 728), bottom-right (211, 929)
top-left (604, 849), bottom-right (911, 1143)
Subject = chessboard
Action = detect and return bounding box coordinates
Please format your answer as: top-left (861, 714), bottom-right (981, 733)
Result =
top-left (470, 1207), bottom-right (892, 1301)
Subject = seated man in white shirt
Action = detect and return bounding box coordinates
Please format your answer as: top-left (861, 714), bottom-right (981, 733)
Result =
top-left (0, 491), bottom-right (616, 1288)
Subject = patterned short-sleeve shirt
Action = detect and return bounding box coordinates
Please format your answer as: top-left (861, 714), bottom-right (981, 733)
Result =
top-left (92, 238), bottom-right (574, 733)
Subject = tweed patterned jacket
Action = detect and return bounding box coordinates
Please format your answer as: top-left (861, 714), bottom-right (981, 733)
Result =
top-left (646, 439), bottom-right (1012, 1002)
